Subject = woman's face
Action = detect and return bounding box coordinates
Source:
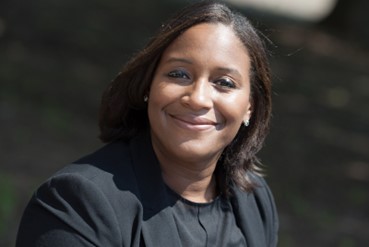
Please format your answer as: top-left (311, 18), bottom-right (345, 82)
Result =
top-left (148, 23), bottom-right (252, 164)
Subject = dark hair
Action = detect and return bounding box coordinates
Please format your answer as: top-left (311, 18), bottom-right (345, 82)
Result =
top-left (99, 1), bottom-right (272, 192)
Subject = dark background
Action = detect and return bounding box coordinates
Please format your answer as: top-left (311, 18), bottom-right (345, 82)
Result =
top-left (1, 0), bottom-right (368, 246)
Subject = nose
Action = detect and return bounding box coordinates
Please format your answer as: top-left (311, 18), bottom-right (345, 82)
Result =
top-left (181, 79), bottom-right (213, 110)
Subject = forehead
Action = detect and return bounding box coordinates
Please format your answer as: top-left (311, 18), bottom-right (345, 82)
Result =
top-left (168, 23), bottom-right (247, 52)
top-left (160, 23), bottom-right (250, 73)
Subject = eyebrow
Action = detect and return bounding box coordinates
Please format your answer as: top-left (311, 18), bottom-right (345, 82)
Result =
top-left (165, 57), bottom-right (193, 65)
top-left (164, 56), bottom-right (243, 79)
top-left (215, 67), bottom-right (242, 79)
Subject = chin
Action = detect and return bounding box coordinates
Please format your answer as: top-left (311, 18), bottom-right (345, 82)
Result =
top-left (176, 141), bottom-right (223, 161)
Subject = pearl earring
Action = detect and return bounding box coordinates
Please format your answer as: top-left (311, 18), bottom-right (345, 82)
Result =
top-left (244, 120), bottom-right (250, 127)
top-left (143, 95), bottom-right (148, 102)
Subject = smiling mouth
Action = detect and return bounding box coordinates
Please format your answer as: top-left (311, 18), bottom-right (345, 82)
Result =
top-left (169, 114), bottom-right (218, 131)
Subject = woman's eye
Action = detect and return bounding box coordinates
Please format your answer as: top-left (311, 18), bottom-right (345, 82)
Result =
top-left (214, 78), bottom-right (236, 89)
top-left (167, 70), bottom-right (189, 79)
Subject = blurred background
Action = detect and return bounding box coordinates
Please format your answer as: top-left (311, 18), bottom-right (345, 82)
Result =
top-left (0, 0), bottom-right (368, 246)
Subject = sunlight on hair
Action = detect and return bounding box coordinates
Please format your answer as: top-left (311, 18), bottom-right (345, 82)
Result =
top-left (226, 0), bottom-right (338, 21)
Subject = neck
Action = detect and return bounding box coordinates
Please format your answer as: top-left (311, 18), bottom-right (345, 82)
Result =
top-left (154, 149), bottom-right (219, 203)
top-left (161, 162), bottom-right (218, 203)
top-left (153, 135), bottom-right (220, 203)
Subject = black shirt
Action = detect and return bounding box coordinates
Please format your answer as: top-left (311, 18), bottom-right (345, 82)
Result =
top-left (166, 186), bottom-right (247, 247)
top-left (16, 132), bottom-right (278, 246)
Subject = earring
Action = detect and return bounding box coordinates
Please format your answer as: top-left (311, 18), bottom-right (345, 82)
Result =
top-left (244, 119), bottom-right (250, 127)
top-left (143, 95), bottom-right (148, 102)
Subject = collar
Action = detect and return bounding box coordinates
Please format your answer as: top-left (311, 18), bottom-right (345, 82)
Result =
top-left (129, 130), bottom-right (181, 245)
top-left (128, 131), bottom-right (267, 246)
top-left (129, 130), bottom-right (173, 219)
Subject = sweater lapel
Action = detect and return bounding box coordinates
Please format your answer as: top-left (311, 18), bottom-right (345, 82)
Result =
top-left (129, 131), bottom-right (182, 246)
top-left (231, 184), bottom-right (267, 247)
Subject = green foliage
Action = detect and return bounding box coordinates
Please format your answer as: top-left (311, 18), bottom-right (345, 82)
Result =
top-left (0, 174), bottom-right (16, 235)
top-left (339, 237), bottom-right (356, 247)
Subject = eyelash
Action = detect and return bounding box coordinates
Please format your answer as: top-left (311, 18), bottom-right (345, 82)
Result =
top-left (214, 78), bottom-right (236, 89)
top-left (167, 70), bottom-right (190, 79)
top-left (167, 70), bottom-right (236, 89)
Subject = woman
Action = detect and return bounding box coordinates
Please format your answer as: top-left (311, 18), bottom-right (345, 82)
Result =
top-left (16, 1), bottom-right (278, 246)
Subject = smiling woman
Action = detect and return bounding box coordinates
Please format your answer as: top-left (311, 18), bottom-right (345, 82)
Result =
top-left (16, 2), bottom-right (278, 246)
top-left (148, 23), bottom-right (253, 202)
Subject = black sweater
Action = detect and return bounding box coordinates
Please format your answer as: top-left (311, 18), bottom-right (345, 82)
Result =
top-left (16, 131), bottom-right (278, 246)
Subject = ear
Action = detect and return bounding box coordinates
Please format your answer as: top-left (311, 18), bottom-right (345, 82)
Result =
top-left (243, 103), bottom-right (252, 123)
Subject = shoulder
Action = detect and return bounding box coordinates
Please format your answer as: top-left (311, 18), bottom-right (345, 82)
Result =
top-left (252, 173), bottom-right (279, 246)
top-left (54, 140), bottom-right (136, 190)
top-left (232, 172), bottom-right (279, 246)
top-left (44, 140), bottom-right (142, 210)
top-left (249, 173), bottom-right (276, 206)
top-left (248, 173), bottom-right (278, 222)
top-left (16, 141), bottom-right (145, 246)
top-left (36, 139), bottom-right (144, 216)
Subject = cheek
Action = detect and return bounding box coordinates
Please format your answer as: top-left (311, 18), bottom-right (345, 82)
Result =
top-left (147, 80), bottom-right (162, 121)
top-left (217, 94), bottom-right (251, 124)
top-left (148, 79), bottom-right (179, 120)
top-left (149, 83), bottom-right (172, 109)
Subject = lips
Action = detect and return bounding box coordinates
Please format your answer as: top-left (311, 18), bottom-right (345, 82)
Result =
top-left (169, 114), bottom-right (218, 131)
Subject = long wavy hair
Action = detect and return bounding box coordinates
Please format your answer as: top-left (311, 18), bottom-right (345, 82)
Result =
top-left (99, 1), bottom-right (272, 193)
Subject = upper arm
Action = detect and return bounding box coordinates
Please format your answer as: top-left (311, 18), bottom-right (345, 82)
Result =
top-left (254, 175), bottom-right (279, 247)
top-left (16, 174), bottom-right (122, 247)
